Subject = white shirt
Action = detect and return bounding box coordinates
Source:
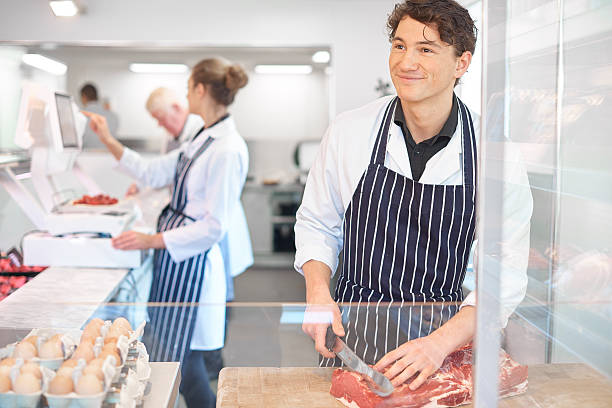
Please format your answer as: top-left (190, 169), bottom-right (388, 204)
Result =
top-left (161, 114), bottom-right (203, 154)
top-left (117, 115), bottom-right (252, 349)
top-left (294, 96), bottom-right (533, 327)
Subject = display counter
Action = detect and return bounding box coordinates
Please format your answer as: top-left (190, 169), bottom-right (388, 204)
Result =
top-left (0, 265), bottom-right (181, 407)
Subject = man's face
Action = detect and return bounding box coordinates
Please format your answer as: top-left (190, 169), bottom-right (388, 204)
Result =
top-left (151, 104), bottom-right (184, 137)
top-left (389, 16), bottom-right (470, 105)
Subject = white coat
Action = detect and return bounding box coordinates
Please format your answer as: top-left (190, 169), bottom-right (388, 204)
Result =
top-left (118, 115), bottom-right (253, 349)
top-left (294, 95), bottom-right (533, 327)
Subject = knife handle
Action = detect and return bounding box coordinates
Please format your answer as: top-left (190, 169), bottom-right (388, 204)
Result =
top-left (325, 325), bottom-right (337, 352)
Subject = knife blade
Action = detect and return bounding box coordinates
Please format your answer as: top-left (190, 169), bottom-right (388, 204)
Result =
top-left (325, 326), bottom-right (394, 397)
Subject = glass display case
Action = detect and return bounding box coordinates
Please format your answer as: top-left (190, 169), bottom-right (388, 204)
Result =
top-left (474, 0), bottom-right (612, 405)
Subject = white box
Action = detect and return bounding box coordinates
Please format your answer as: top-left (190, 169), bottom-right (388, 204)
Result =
top-left (23, 232), bottom-right (145, 268)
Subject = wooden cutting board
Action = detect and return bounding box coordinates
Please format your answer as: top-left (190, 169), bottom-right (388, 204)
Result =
top-left (217, 364), bottom-right (612, 407)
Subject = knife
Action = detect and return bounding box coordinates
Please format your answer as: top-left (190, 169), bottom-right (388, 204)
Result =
top-left (325, 326), bottom-right (394, 397)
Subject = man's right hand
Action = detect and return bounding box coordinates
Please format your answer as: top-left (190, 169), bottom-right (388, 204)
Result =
top-left (302, 288), bottom-right (345, 359)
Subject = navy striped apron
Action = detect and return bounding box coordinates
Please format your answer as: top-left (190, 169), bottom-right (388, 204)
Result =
top-left (147, 127), bottom-right (213, 363)
top-left (323, 96), bottom-right (477, 366)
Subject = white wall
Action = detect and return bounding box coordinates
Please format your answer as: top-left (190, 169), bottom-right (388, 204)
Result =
top-left (1, 0), bottom-right (398, 115)
top-left (65, 63), bottom-right (330, 142)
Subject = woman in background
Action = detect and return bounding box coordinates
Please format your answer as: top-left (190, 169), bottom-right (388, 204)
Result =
top-left (83, 58), bottom-right (250, 408)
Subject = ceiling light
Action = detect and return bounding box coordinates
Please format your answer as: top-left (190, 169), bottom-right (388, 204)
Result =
top-left (49, 1), bottom-right (79, 17)
top-left (254, 65), bottom-right (313, 75)
top-left (22, 54), bottom-right (67, 75)
top-left (312, 51), bottom-right (331, 64)
top-left (129, 63), bottom-right (189, 74)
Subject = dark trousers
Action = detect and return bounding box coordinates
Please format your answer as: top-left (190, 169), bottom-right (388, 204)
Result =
top-left (180, 350), bottom-right (216, 408)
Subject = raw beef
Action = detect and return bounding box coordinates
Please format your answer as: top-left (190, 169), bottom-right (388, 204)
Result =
top-left (330, 345), bottom-right (527, 408)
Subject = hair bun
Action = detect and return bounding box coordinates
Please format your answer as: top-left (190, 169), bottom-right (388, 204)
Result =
top-left (225, 64), bottom-right (249, 91)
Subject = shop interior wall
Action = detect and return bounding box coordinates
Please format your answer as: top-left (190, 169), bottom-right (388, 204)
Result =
top-left (0, 0), bottom-right (400, 116)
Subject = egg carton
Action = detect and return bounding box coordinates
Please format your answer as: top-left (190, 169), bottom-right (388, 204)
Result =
top-left (0, 329), bottom-right (81, 370)
top-left (45, 355), bottom-right (118, 408)
top-left (0, 358), bottom-right (55, 408)
top-left (0, 321), bottom-right (150, 408)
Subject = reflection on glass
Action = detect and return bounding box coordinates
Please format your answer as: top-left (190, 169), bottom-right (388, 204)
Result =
top-left (483, 0), bottom-right (612, 405)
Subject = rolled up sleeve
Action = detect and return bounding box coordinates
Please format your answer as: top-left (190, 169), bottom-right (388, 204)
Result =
top-left (294, 121), bottom-right (346, 275)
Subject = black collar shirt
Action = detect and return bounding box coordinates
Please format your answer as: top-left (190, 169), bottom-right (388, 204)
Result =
top-left (393, 94), bottom-right (458, 182)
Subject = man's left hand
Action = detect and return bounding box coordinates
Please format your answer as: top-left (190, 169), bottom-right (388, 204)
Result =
top-left (111, 231), bottom-right (164, 250)
top-left (374, 334), bottom-right (449, 390)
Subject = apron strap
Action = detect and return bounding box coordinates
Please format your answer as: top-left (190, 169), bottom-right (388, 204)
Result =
top-left (457, 98), bottom-right (478, 188)
top-left (370, 97), bottom-right (399, 165)
top-left (172, 135), bottom-right (215, 212)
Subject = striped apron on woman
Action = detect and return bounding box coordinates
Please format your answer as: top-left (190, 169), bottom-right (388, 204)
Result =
top-left (323, 96), bottom-right (477, 366)
top-left (147, 127), bottom-right (213, 363)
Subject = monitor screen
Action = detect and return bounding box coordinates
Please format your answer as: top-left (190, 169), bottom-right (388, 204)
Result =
top-left (54, 92), bottom-right (78, 148)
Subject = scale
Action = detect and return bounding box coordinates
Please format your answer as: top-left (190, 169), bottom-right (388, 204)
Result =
top-left (0, 82), bottom-right (143, 268)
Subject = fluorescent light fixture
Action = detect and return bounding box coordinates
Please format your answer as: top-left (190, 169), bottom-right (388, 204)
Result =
top-left (254, 65), bottom-right (313, 75)
top-left (129, 63), bottom-right (189, 74)
top-left (49, 0), bottom-right (79, 17)
top-left (312, 51), bottom-right (331, 64)
top-left (22, 54), bottom-right (67, 75)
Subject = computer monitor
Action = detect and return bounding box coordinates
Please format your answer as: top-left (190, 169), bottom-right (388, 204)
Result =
top-left (54, 92), bottom-right (79, 148)
top-left (14, 82), bottom-right (86, 175)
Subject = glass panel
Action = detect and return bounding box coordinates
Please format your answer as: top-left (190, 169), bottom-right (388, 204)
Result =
top-left (481, 0), bottom-right (612, 406)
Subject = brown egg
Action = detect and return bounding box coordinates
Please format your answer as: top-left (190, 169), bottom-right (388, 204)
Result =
top-left (103, 336), bottom-right (118, 345)
top-left (12, 372), bottom-right (41, 394)
top-left (88, 318), bottom-right (104, 328)
top-left (0, 375), bottom-right (11, 393)
top-left (75, 373), bottom-right (103, 395)
top-left (50, 334), bottom-right (63, 342)
top-left (87, 358), bottom-right (104, 369)
top-left (39, 338), bottom-right (64, 359)
top-left (23, 336), bottom-right (38, 347)
top-left (0, 366), bottom-right (11, 377)
top-left (20, 362), bottom-right (41, 379)
top-left (72, 343), bottom-right (95, 363)
top-left (81, 326), bottom-right (100, 339)
top-left (112, 317), bottom-right (132, 331)
top-left (60, 359), bottom-right (78, 369)
top-left (98, 350), bottom-right (121, 367)
top-left (48, 375), bottom-right (73, 395)
top-left (0, 358), bottom-right (15, 367)
top-left (80, 334), bottom-right (97, 346)
top-left (102, 342), bottom-right (117, 353)
top-left (83, 364), bottom-right (104, 380)
top-left (56, 366), bottom-right (74, 377)
top-left (13, 342), bottom-right (37, 360)
top-left (107, 326), bottom-right (128, 339)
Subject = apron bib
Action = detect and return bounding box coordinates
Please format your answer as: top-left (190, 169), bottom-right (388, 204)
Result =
top-left (323, 97), bottom-right (477, 366)
top-left (147, 128), bottom-right (213, 363)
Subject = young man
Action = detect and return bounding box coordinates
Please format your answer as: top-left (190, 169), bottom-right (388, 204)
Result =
top-left (296, 0), bottom-right (532, 390)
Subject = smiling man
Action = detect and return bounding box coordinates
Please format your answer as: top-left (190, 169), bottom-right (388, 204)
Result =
top-left (296, 0), bottom-right (532, 391)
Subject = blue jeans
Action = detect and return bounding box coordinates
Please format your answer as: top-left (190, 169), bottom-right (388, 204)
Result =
top-left (180, 350), bottom-right (216, 408)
